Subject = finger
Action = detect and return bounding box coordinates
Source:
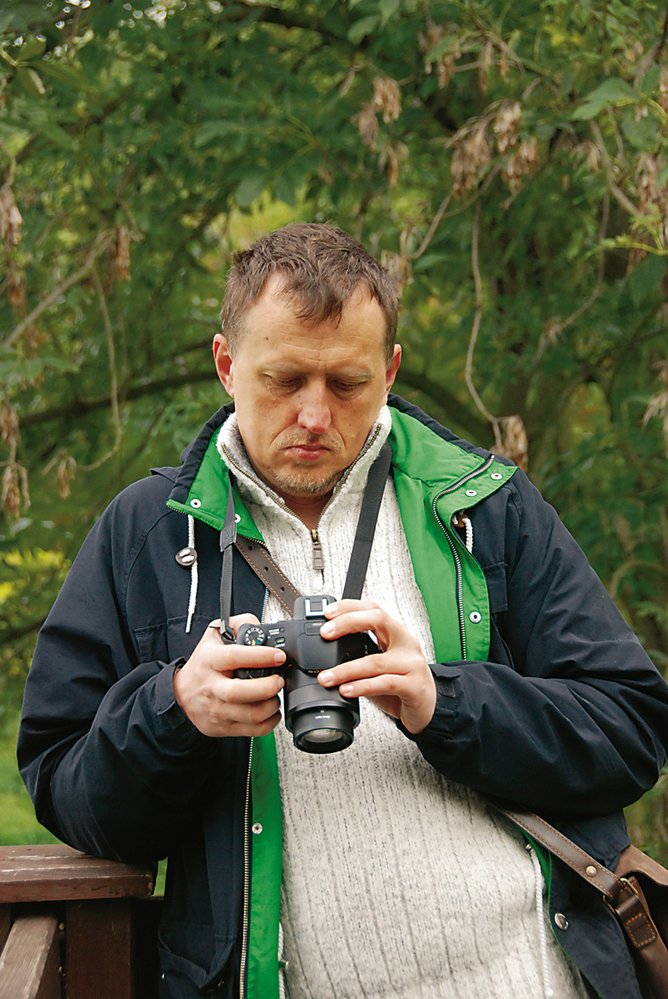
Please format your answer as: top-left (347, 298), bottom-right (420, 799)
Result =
top-left (318, 652), bottom-right (390, 688)
top-left (208, 643), bottom-right (287, 675)
top-left (226, 709), bottom-right (283, 738)
top-left (320, 607), bottom-right (390, 648)
top-left (219, 672), bottom-right (285, 702)
top-left (323, 599), bottom-right (380, 619)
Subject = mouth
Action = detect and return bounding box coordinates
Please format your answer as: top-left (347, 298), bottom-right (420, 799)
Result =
top-left (287, 444), bottom-right (330, 461)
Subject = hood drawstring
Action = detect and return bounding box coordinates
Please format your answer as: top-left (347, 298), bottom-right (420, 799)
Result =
top-left (462, 514), bottom-right (473, 554)
top-left (175, 516), bottom-right (199, 634)
top-left (185, 515), bottom-right (199, 633)
top-left (527, 843), bottom-right (555, 999)
top-left (454, 512), bottom-right (474, 554)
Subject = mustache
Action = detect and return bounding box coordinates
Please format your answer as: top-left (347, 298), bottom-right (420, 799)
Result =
top-left (279, 432), bottom-right (342, 452)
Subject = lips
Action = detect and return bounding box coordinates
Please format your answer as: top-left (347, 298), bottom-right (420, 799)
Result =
top-left (288, 444), bottom-right (329, 461)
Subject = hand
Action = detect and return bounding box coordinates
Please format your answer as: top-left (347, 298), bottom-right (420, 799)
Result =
top-left (173, 615), bottom-right (286, 738)
top-left (316, 600), bottom-right (437, 735)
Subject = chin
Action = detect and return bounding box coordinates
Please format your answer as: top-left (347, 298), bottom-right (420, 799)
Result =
top-left (275, 467), bottom-right (343, 499)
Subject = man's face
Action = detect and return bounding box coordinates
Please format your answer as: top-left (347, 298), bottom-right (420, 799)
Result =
top-left (213, 276), bottom-right (401, 517)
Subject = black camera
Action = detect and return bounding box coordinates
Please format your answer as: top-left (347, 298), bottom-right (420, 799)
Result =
top-left (235, 595), bottom-right (377, 754)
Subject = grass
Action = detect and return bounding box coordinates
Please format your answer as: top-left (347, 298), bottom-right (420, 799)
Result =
top-left (0, 716), bottom-right (58, 846)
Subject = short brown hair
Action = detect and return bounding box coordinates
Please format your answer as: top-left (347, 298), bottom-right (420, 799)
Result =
top-left (220, 222), bottom-right (400, 360)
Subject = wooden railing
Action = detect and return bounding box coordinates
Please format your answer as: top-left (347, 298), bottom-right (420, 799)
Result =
top-left (0, 844), bottom-right (161, 999)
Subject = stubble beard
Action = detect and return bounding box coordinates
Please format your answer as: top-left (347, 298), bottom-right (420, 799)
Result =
top-left (272, 465), bottom-right (344, 500)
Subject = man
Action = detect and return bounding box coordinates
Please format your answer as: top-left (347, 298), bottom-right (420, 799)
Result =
top-left (19, 223), bottom-right (668, 999)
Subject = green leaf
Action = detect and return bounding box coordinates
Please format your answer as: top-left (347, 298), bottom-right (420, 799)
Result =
top-left (15, 34), bottom-right (45, 61)
top-left (0, 352), bottom-right (79, 386)
top-left (39, 59), bottom-right (85, 89)
top-left (571, 78), bottom-right (635, 120)
top-left (235, 174), bottom-right (267, 208)
top-left (15, 65), bottom-right (45, 97)
top-left (193, 121), bottom-right (229, 149)
top-left (272, 174), bottom-right (296, 207)
top-left (379, 0), bottom-right (401, 26)
top-left (347, 16), bottom-right (378, 45)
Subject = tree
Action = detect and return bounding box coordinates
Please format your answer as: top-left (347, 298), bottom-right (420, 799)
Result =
top-left (1, 0), bottom-right (666, 847)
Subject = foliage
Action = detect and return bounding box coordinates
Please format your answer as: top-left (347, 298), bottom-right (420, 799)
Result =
top-left (0, 0), bottom-right (666, 846)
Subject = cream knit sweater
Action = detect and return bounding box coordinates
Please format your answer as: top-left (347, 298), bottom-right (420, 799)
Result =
top-left (218, 411), bottom-right (585, 999)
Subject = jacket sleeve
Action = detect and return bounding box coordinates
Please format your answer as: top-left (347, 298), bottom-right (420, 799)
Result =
top-left (18, 484), bottom-right (218, 863)
top-left (411, 469), bottom-right (668, 816)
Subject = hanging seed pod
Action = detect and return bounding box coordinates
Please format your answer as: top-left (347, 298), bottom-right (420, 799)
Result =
top-left (111, 224), bottom-right (131, 282)
top-left (493, 101), bottom-right (521, 154)
top-left (0, 185), bottom-right (23, 250)
top-left (372, 76), bottom-right (401, 124)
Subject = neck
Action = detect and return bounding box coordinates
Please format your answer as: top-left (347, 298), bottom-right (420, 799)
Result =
top-left (283, 493), bottom-right (331, 530)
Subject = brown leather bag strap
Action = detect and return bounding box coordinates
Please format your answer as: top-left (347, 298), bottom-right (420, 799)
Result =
top-left (498, 806), bottom-right (666, 965)
top-left (500, 808), bottom-right (621, 897)
top-left (234, 538), bottom-right (300, 617)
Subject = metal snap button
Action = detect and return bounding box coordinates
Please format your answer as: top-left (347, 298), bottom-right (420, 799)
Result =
top-left (175, 547), bottom-right (197, 567)
top-left (554, 913), bottom-right (569, 930)
top-left (469, 611), bottom-right (482, 623)
top-left (491, 472), bottom-right (503, 480)
top-left (190, 498), bottom-right (202, 508)
top-left (465, 489), bottom-right (477, 497)
top-left (234, 513), bottom-right (241, 523)
top-left (252, 822), bottom-right (263, 835)
top-left (585, 865), bottom-right (597, 878)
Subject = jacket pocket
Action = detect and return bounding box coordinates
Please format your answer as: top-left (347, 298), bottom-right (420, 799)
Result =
top-left (134, 615), bottom-right (212, 665)
top-left (158, 922), bottom-right (235, 997)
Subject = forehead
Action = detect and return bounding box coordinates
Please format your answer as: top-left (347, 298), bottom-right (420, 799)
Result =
top-left (235, 276), bottom-right (388, 366)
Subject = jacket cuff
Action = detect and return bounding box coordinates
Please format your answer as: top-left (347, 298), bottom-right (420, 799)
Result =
top-left (398, 663), bottom-right (465, 744)
top-left (152, 659), bottom-right (207, 743)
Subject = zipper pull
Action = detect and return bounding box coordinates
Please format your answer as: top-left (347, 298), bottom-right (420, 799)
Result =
top-left (310, 529), bottom-right (324, 572)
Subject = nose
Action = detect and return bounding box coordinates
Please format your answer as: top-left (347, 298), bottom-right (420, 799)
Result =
top-left (297, 384), bottom-right (332, 435)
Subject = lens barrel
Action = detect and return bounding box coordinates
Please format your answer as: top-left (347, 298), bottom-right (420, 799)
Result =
top-left (283, 668), bottom-right (359, 754)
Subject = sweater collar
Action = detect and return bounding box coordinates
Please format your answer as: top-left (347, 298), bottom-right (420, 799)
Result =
top-left (215, 407), bottom-right (392, 522)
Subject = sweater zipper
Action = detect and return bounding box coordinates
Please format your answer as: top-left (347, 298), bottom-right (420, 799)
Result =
top-left (310, 529), bottom-right (324, 572)
top-left (239, 737), bottom-right (254, 999)
top-left (220, 423), bottom-right (383, 578)
top-left (431, 455), bottom-right (495, 661)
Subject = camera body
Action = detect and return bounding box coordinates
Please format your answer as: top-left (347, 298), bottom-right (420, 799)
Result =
top-left (236, 595), bottom-right (377, 753)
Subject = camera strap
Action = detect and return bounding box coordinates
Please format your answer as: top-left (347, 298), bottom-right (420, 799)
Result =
top-left (219, 442), bottom-right (392, 627)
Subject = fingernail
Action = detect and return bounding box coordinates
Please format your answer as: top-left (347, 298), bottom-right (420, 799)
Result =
top-left (339, 684), bottom-right (353, 697)
top-left (319, 670), bottom-right (335, 686)
top-left (320, 622), bottom-right (334, 637)
top-left (273, 652), bottom-right (285, 664)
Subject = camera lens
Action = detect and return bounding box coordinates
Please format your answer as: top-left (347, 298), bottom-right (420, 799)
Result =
top-left (284, 670), bottom-right (359, 753)
top-left (307, 728), bottom-right (344, 744)
top-left (291, 709), bottom-right (355, 754)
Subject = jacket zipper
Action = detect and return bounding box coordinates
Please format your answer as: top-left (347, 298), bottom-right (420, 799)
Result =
top-left (431, 455), bottom-right (495, 661)
top-left (239, 737), bottom-right (254, 999)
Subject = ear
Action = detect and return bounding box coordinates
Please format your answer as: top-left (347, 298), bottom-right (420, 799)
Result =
top-left (384, 344), bottom-right (402, 397)
top-left (213, 334), bottom-right (234, 396)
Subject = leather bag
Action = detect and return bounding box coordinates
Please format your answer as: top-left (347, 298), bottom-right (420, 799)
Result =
top-left (500, 808), bottom-right (668, 999)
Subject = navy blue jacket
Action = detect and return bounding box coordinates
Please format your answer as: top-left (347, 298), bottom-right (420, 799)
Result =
top-left (18, 397), bottom-right (668, 998)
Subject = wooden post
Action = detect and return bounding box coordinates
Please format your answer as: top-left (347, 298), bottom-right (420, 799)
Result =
top-left (0, 845), bottom-right (156, 999)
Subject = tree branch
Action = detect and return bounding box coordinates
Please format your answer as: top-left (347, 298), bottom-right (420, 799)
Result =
top-left (4, 232), bottom-right (113, 348)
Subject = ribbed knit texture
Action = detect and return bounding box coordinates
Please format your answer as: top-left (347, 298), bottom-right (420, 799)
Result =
top-left (218, 411), bottom-right (585, 999)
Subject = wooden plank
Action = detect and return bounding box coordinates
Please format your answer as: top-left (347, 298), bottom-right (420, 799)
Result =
top-left (65, 900), bottom-right (133, 999)
top-left (0, 914), bottom-right (60, 999)
top-left (0, 905), bottom-right (11, 953)
top-left (0, 846), bottom-right (154, 904)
